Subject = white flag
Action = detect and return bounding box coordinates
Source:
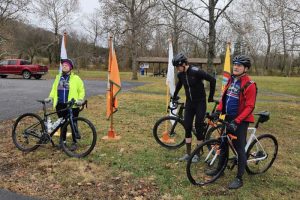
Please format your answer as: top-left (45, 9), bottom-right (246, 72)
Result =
top-left (59, 33), bottom-right (68, 73)
top-left (166, 40), bottom-right (177, 118)
top-left (166, 40), bottom-right (175, 96)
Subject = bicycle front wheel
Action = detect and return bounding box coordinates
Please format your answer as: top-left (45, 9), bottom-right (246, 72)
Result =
top-left (12, 113), bottom-right (45, 152)
top-left (61, 117), bottom-right (97, 158)
top-left (153, 116), bottom-right (185, 149)
top-left (246, 134), bottom-right (278, 174)
top-left (186, 139), bottom-right (228, 186)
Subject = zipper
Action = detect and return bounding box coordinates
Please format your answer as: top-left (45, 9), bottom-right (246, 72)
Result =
top-left (185, 73), bottom-right (192, 101)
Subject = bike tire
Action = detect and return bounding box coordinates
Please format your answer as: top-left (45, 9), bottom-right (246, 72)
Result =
top-left (246, 134), bottom-right (278, 174)
top-left (205, 124), bottom-right (223, 141)
top-left (153, 116), bottom-right (185, 149)
top-left (61, 117), bottom-right (97, 158)
top-left (12, 113), bottom-right (45, 152)
top-left (186, 139), bottom-right (228, 186)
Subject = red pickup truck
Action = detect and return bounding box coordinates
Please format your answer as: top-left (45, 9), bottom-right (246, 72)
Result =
top-left (0, 59), bottom-right (48, 79)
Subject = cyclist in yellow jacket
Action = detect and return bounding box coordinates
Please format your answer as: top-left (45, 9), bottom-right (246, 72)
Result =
top-left (45, 58), bottom-right (85, 149)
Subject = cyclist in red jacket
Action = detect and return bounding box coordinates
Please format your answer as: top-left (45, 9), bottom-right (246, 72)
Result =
top-left (210, 55), bottom-right (257, 189)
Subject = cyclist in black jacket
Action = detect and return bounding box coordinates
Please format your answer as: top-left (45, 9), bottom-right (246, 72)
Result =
top-left (172, 53), bottom-right (216, 162)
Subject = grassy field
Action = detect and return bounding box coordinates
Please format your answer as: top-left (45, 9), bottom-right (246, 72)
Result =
top-left (0, 73), bottom-right (299, 199)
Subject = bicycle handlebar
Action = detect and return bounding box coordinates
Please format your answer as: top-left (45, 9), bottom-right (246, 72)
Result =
top-left (168, 98), bottom-right (219, 117)
top-left (37, 98), bottom-right (88, 112)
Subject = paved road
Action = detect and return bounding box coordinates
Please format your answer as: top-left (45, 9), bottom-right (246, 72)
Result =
top-left (0, 77), bottom-right (144, 121)
top-left (0, 189), bottom-right (38, 200)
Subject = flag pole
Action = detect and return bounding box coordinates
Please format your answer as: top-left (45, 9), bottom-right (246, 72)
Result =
top-left (64, 32), bottom-right (67, 46)
top-left (161, 38), bottom-right (175, 143)
top-left (102, 35), bottom-right (121, 140)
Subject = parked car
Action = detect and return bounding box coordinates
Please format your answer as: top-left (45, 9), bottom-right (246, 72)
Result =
top-left (0, 59), bottom-right (48, 79)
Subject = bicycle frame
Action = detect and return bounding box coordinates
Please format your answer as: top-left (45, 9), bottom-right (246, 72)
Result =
top-left (220, 125), bottom-right (268, 164)
top-left (38, 99), bottom-right (86, 144)
top-left (169, 99), bottom-right (219, 134)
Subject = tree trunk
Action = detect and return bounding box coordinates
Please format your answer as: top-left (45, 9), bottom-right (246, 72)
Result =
top-left (130, 0), bottom-right (138, 80)
top-left (207, 0), bottom-right (216, 75)
top-left (131, 30), bottom-right (138, 80)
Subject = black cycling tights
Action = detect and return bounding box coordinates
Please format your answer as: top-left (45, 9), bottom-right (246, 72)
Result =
top-left (220, 117), bottom-right (249, 179)
top-left (184, 100), bottom-right (206, 140)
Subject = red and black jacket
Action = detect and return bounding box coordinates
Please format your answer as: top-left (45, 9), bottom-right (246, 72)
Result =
top-left (217, 74), bottom-right (257, 124)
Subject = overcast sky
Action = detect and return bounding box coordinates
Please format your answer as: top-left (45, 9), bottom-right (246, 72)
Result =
top-left (80, 0), bottom-right (99, 15)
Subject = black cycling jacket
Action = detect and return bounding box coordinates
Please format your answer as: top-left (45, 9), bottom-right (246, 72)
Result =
top-left (173, 65), bottom-right (216, 102)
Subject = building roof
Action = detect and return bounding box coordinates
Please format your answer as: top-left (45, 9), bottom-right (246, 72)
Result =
top-left (136, 57), bottom-right (221, 64)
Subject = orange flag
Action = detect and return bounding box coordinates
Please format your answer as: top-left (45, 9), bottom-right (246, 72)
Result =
top-left (106, 37), bottom-right (121, 119)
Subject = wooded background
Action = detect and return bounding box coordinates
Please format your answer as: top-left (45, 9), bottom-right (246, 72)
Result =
top-left (1, 0), bottom-right (300, 79)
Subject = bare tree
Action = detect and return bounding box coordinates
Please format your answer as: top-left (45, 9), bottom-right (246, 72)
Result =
top-left (167, 0), bottom-right (234, 74)
top-left (100, 0), bottom-right (158, 80)
top-left (0, 0), bottom-right (30, 25)
top-left (32, 0), bottom-right (79, 63)
top-left (0, 0), bottom-right (30, 53)
top-left (82, 8), bottom-right (103, 60)
top-left (159, 0), bottom-right (187, 54)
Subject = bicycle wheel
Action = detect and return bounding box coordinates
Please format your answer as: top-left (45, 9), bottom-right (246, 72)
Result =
top-left (61, 117), bottom-right (97, 158)
top-left (205, 124), bottom-right (223, 141)
top-left (186, 139), bottom-right (228, 186)
top-left (246, 134), bottom-right (278, 174)
top-left (153, 116), bottom-right (185, 149)
top-left (12, 113), bottom-right (45, 152)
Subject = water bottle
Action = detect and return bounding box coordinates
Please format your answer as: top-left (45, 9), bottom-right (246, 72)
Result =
top-left (46, 117), bottom-right (53, 133)
top-left (52, 118), bottom-right (63, 129)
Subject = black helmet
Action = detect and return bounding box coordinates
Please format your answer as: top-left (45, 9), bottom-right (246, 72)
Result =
top-left (172, 53), bottom-right (187, 67)
top-left (233, 55), bottom-right (251, 68)
top-left (61, 58), bottom-right (74, 69)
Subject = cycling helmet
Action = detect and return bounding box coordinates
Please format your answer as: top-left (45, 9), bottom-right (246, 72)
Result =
top-left (61, 58), bottom-right (74, 69)
top-left (172, 53), bottom-right (187, 67)
top-left (233, 55), bottom-right (251, 69)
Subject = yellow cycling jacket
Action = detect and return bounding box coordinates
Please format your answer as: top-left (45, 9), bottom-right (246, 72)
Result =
top-left (49, 73), bottom-right (85, 109)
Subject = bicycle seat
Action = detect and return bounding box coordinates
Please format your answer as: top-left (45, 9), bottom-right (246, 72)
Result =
top-left (254, 111), bottom-right (270, 123)
top-left (37, 100), bottom-right (46, 104)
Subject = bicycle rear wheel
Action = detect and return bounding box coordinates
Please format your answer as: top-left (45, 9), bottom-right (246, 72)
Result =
top-left (186, 139), bottom-right (228, 186)
top-left (61, 117), bottom-right (97, 158)
top-left (205, 124), bottom-right (223, 140)
top-left (12, 113), bottom-right (45, 152)
top-left (246, 134), bottom-right (278, 174)
top-left (153, 116), bottom-right (185, 149)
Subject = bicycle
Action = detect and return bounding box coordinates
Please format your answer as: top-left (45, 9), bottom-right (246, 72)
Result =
top-left (186, 111), bottom-right (278, 186)
top-left (152, 98), bottom-right (221, 149)
top-left (12, 99), bottom-right (97, 158)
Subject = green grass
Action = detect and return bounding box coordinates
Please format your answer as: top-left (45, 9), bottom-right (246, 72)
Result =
top-left (1, 73), bottom-right (300, 199)
top-left (88, 75), bottom-right (300, 199)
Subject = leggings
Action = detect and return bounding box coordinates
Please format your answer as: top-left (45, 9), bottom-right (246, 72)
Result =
top-left (184, 100), bottom-right (206, 140)
top-left (220, 116), bottom-right (249, 179)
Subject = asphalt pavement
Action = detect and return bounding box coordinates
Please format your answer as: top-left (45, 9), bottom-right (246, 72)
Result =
top-left (0, 77), bottom-right (144, 199)
top-left (0, 189), bottom-right (38, 200)
top-left (0, 77), bottom-right (144, 121)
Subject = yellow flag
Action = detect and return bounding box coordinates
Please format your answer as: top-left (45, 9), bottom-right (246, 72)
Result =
top-left (106, 38), bottom-right (121, 119)
top-left (221, 43), bottom-right (231, 94)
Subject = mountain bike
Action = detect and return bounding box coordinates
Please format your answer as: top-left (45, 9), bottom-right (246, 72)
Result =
top-left (12, 99), bottom-right (97, 158)
top-left (152, 98), bottom-right (221, 149)
top-left (186, 111), bottom-right (278, 186)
